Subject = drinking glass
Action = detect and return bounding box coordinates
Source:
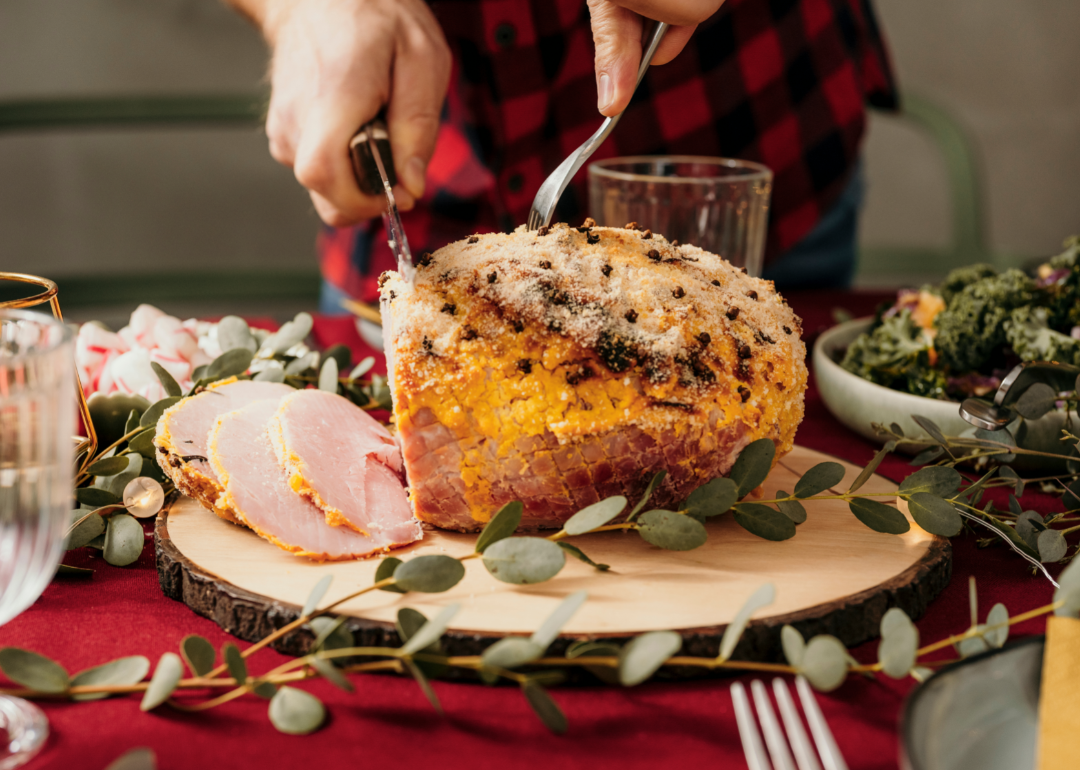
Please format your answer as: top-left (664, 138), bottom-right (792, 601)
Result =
top-left (0, 309), bottom-right (76, 768)
top-left (588, 156), bottom-right (773, 277)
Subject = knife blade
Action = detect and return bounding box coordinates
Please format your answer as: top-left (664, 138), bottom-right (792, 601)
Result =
top-left (349, 119), bottom-right (417, 285)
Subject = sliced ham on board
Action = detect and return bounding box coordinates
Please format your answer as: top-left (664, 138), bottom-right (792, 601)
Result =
top-left (269, 389), bottom-right (421, 544)
top-left (208, 399), bottom-right (414, 560)
top-left (155, 379), bottom-right (294, 524)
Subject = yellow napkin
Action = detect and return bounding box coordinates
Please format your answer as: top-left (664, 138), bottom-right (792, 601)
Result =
top-left (1037, 616), bottom-right (1080, 769)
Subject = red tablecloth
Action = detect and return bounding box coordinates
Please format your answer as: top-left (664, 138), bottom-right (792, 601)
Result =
top-left (1, 293), bottom-right (1060, 770)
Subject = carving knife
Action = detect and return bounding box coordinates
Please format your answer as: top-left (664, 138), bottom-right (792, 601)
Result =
top-left (349, 119), bottom-right (417, 285)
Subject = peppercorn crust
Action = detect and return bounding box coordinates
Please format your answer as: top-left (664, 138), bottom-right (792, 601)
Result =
top-left (381, 223), bottom-right (807, 531)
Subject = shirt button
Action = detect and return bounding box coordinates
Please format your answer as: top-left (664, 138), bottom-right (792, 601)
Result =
top-left (494, 23), bottom-right (517, 49)
top-left (507, 173), bottom-right (525, 192)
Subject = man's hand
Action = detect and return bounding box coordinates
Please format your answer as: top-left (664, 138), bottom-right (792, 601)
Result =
top-left (588, 0), bottom-right (724, 116)
top-left (232, 0), bottom-right (451, 226)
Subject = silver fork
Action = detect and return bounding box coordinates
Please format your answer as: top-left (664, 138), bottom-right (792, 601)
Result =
top-left (526, 20), bottom-right (668, 230)
top-left (731, 677), bottom-right (850, 770)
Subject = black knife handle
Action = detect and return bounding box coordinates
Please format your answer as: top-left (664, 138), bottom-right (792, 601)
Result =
top-left (349, 117), bottom-right (398, 197)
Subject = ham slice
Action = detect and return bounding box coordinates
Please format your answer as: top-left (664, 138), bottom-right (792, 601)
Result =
top-left (209, 400), bottom-right (410, 560)
top-left (269, 389), bottom-right (420, 543)
top-left (154, 379), bottom-right (293, 524)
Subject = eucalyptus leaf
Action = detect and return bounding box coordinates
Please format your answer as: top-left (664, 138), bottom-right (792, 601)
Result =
top-left (481, 637), bottom-right (543, 669)
top-left (404, 660), bottom-right (442, 713)
top-left (66, 510), bottom-right (106, 550)
top-left (780, 625), bottom-right (806, 668)
top-left (302, 575), bottom-right (333, 617)
top-left (732, 503), bottom-right (796, 541)
top-left (104, 748), bottom-right (156, 770)
top-left (400, 604), bottom-right (460, 656)
top-left (718, 583), bottom-right (775, 662)
top-left (1038, 528), bottom-right (1068, 563)
top-left (150, 362), bottom-right (183, 398)
top-left (285, 351), bottom-right (319, 376)
top-left (268, 686), bottom-right (325, 734)
top-left (395, 608), bottom-right (438, 653)
top-left (56, 564), bottom-right (94, 576)
top-left (140, 652), bottom-right (182, 711)
top-left (522, 681), bottom-right (567, 735)
top-left (890, 422), bottom-right (905, 437)
top-left (848, 445), bottom-right (892, 493)
top-left (957, 636), bottom-right (989, 658)
top-left (912, 414), bottom-right (948, 445)
top-left (223, 643), bottom-right (248, 685)
top-left (87, 456), bottom-right (133, 477)
top-left (375, 557), bottom-right (407, 592)
top-left (906, 493), bottom-right (963, 537)
top-left (800, 635), bottom-right (848, 692)
top-left (0, 648), bottom-right (69, 693)
top-left (1015, 382), bottom-right (1058, 420)
top-left (909, 446), bottom-right (945, 466)
top-left (985, 603), bottom-right (1010, 648)
top-left (975, 427), bottom-right (1016, 463)
top-left (794, 462), bottom-right (846, 498)
top-left (253, 366), bottom-right (286, 383)
top-left (309, 657), bottom-right (354, 692)
top-left (482, 537), bottom-right (566, 584)
top-left (216, 316), bottom-right (257, 353)
top-left (728, 438), bottom-right (776, 498)
top-left (618, 631), bottom-right (681, 686)
top-left (180, 635), bottom-right (215, 677)
top-left (71, 656), bottom-right (150, 701)
top-left (566, 641), bottom-right (621, 659)
top-left (628, 470), bottom-right (666, 521)
top-left (1054, 558), bottom-right (1080, 617)
top-left (680, 478), bottom-right (738, 519)
top-left (318, 357), bottom-right (339, 393)
top-left (206, 348), bottom-right (254, 381)
top-left (127, 429), bottom-right (157, 459)
top-left (957, 468), bottom-right (998, 503)
top-left (1015, 510), bottom-right (1045, 551)
top-left (124, 408), bottom-right (141, 436)
top-left (75, 487), bottom-right (121, 508)
top-left (556, 542), bottom-right (609, 571)
top-left (530, 591), bottom-right (587, 651)
top-left (848, 498), bottom-right (910, 535)
top-left (310, 616), bottom-right (354, 651)
top-left (349, 356), bottom-right (376, 380)
top-left (265, 312), bottom-right (314, 355)
top-left (475, 501), bottom-right (523, 553)
top-left (899, 466), bottom-right (962, 497)
top-left (910, 666), bottom-right (934, 683)
top-left (775, 493), bottom-right (807, 524)
top-left (100, 455), bottom-right (142, 496)
top-left (877, 609), bottom-right (919, 679)
top-left (637, 509), bottom-right (709, 550)
top-left (564, 496), bottom-right (626, 536)
top-left (1008, 494), bottom-right (1023, 516)
top-left (1065, 478), bottom-right (1080, 510)
top-left (103, 514), bottom-right (144, 567)
top-left (394, 555), bottom-right (466, 593)
top-left (252, 680), bottom-right (278, 699)
top-left (139, 397), bottom-right (182, 429)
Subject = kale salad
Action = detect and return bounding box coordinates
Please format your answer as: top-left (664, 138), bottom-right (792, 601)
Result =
top-left (841, 236), bottom-right (1080, 401)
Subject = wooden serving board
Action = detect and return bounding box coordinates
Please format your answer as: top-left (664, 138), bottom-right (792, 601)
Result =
top-left (155, 446), bottom-right (951, 667)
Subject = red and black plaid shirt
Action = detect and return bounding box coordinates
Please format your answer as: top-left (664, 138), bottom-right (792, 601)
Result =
top-left (321, 0), bottom-right (897, 304)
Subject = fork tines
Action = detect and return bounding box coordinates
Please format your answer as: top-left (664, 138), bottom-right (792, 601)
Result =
top-left (730, 676), bottom-right (849, 770)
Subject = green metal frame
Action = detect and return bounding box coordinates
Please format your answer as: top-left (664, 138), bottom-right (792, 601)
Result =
top-left (0, 93), bottom-right (322, 309)
top-left (857, 93), bottom-right (1008, 282)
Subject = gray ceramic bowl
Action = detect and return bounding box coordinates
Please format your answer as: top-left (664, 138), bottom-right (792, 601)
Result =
top-left (813, 318), bottom-right (1071, 472)
top-left (901, 637), bottom-right (1042, 770)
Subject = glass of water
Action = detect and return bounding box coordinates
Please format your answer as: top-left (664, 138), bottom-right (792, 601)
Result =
top-left (0, 309), bottom-right (75, 767)
top-left (588, 156), bottom-right (773, 277)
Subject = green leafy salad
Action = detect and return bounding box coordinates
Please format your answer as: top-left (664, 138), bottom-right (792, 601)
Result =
top-left (842, 236), bottom-right (1080, 400)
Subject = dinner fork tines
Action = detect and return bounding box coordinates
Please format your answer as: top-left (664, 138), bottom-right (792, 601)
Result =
top-left (731, 676), bottom-right (849, 770)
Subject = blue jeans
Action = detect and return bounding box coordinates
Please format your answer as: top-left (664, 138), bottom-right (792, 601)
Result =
top-left (762, 163), bottom-right (864, 291)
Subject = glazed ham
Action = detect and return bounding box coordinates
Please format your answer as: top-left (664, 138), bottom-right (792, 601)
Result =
top-left (155, 379), bottom-right (293, 524)
top-left (269, 389), bottom-right (421, 544)
top-left (381, 223), bottom-right (808, 532)
top-left (208, 400), bottom-right (407, 560)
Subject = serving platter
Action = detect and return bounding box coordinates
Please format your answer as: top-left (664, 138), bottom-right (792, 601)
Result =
top-left (155, 446), bottom-right (950, 668)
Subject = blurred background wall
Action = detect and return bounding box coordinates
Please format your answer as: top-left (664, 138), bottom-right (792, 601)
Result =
top-left (1, 0), bottom-right (1078, 317)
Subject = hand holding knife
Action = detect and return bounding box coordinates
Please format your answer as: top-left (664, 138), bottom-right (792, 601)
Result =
top-left (349, 118), bottom-right (417, 286)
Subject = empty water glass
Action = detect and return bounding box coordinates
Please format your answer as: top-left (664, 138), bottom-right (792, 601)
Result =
top-left (0, 309), bottom-right (76, 767)
top-left (589, 156), bottom-right (772, 277)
